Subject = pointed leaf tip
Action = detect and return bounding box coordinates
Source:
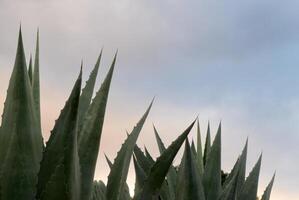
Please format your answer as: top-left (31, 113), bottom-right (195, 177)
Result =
top-left (175, 137), bottom-right (206, 200)
top-left (136, 120), bottom-right (195, 199)
top-left (0, 25), bottom-right (44, 200)
top-left (238, 154), bottom-right (263, 200)
top-left (261, 173), bottom-right (275, 200)
top-left (203, 120), bottom-right (222, 200)
top-left (17, 27), bottom-right (24, 56)
top-left (78, 52), bottom-right (117, 200)
top-left (79, 64), bottom-right (83, 76)
top-left (106, 103), bottom-right (151, 200)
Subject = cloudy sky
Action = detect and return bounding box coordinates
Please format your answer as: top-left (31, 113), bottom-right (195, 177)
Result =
top-left (1, 0), bottom-right (298, 199)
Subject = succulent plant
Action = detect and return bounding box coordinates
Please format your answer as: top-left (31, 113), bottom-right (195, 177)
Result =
top-left (0, 27), bottom-right (275, 200)
top-left (141, 122), bottom-right (276, 200)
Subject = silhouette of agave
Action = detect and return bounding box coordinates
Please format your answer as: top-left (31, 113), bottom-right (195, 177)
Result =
top-left (0, 28), bottom-right (275, 200)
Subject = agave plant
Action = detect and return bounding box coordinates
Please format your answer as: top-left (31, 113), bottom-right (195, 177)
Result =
top-left (132, 122), bottom-right (276, 200)
top-left (0, 27), bottom-right (275, 200)
top-left (0, 27), bottom-right (116, 200)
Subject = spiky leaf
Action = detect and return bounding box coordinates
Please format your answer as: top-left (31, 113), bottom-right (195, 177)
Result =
top-left (175, 139), bottom-right (205, 200)
top-left (105, 154), bottom-right (132, 200)
top-left (135, 120), bottom-right (196, 200)
top-left (105, 154), bottom-right (113, 169)
top-left (28, 54), bottom-right (33, 84)
top-left (78, 51), bottom-right (102, 132)
top-left (261, 174), bottom-right (275, 200)
top-left (133, 156), bottom-right (147, 196)
top-left (203, 122), bottom-right (211, 166)
top-left (154, 125), bottom-right (167, 153)
top-left (78, 54), bottom-right (116, 200)
top-left (36, 70), bottom-right (82, 200)
top-left (202, 123), bottom-right (222, 200)
top-left (0, 28), bottom-right (43, 200)
top-left (153, 126), bottom-right (177, 199)
top-left (91, 181), bottom-right (107, 200)
top-left (191, 140), bottom-right (197, 157)
top-left (32, 30), bottom-right (42, 133)
top-left (219, 171), bottom-right (239, 200)
top-left (238, 155), bottom-right (262, 200)
top-left (224, 140), bottom-right (248, 197)
top-left (134, 145), bottom-right (153, 174)
top-left (144, 147), bottom-right (155, 163)
top-left (196, 121), bottom-right (204, 176)
top-left (106, 101), bottom-right (153, 200)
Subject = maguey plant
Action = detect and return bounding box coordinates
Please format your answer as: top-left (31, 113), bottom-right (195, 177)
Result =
top-left (0, 27), bottom-right (275, 200)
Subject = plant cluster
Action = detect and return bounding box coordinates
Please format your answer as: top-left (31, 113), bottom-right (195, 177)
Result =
top-left (0, 28), bottom-right (275, 200)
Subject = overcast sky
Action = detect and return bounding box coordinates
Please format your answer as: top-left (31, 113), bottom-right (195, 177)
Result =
top-left (1, 0), bottom-right (299, 199)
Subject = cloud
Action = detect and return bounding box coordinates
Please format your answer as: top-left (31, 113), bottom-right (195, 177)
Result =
top-left (1, 0), bottom-right (299, 199)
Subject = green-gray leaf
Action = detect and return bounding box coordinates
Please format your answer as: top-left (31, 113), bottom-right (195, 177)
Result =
top-left (78, 51), bottom-right (102, 133)
top-left (133, 156), bottom-right (147, 198)
top-left (78, 54), bottom-right (116, 200)
top-left (106, 101), bottom-right (153, 200)
top-left (105, 154), bottom-right (132, 200)
top-left (134, 144), bottom-right (154, 174)
top-left (91, 181), bottom-right (107, 200)
top-left (202, 123), bottom-right (222, 200)
top-left (224, 139), bottom-right (247, 197)
top-left (0, 28), bottom-right (43, 200)
top-left (135, 120), bottom-right (196, 200)
top-left (261, 173), bottom-right (275, 200)
top-left (37, 69), bottom-right (82, 200)
top-left (153, 125), bottom-right (177, 199)
top-left (203, 122), bottom-right (211, 166)
top-left (175, 139), bottom-right (205, 200)
top-left (238, 154), bottom-right (262, 200)
top-left (196, 120), bottom-right (204, 176)
top-left (32, 29), bottom-right (42, 134)
top-left (219, 170), bottom-right (239, 200)
top-left (28, 54), bottom-right (33, 84)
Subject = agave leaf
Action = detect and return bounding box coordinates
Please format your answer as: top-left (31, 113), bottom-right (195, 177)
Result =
top-left (224, 157), bottom-right (240, 187)
top-left (133, 145), bottom-right (169, 200)
top-left (135, 120), bottom-right (196, 200)
top-left (144, 147), bottom-right (155, 163)
top-left (235, 140), bottom-right (248, 194)
top-left (224, 140), bottom-right (248, 197)
top-left (78, 54), bottom-right (116, 200)
top-left (78, 51), bottom-right (102, 132)
top-left (219, 170), bottom-right (239, 200)
top-left (104, 154), bottom-right (132, 200)
top-left (159, 184), bottom-right (171, 200)
top-left (261, 173), bottom-right (275, 200)
top-left (202, 123), bottom-right (222, 200)
top-left (144, 146), bottom-right (171, 200)
top-left (32, 29), bottom-right (42, 134)
top-left (0, 28), bottom-right (43, 200)
top-left (196, 120), bottom-right (204, 176)
top-left (133, 156), bottom-right (147, 198)
top-left (105, 154), bottom-right (113, 168)
top-left (28, 54), bottom-right (33, 84)
top-left (106, 101), bottom-right (153, 200)
top-left (120, 184), bottom-right (132, 200)
top-left (153, 125), bottom-right (177, 199)
top-left (91, 181), bottom-right (107, 200)
top-left (203, 122), bottom-right (211, 166)
top-left (134, 144), bottom-right (154, 173)
top-left (36, 69), bottom-right (82, 200)
top-left (191, 140), bottom-right (197, 157)
top-left (238, 154), bottom-right (262, 200)
top-left (175, 139), bottom-right (205, 200)
top-left (132, 145), bottom-right (160, 199)
top-left (153, 125), bottom-right (166, 153)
